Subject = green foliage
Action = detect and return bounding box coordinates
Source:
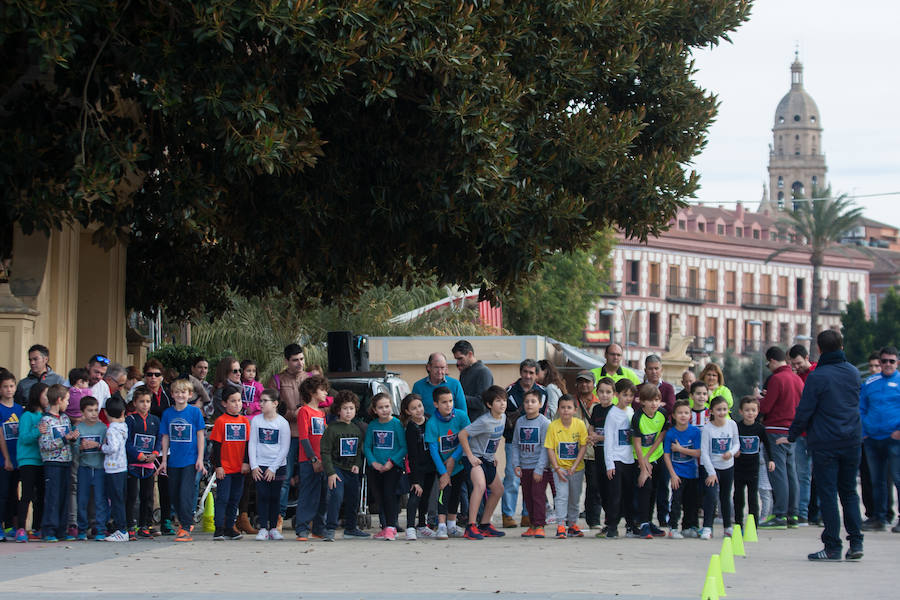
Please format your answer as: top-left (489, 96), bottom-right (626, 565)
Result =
top-left (716, 350), bottom-right (760, 416)
top-left (2, 0), bottom-right (751, 317)
top-left (146, 344), bottom-right (204, 376)
top-left (873, 288), bottom-right (900, 352)
top-left (840, 300), bottom-right (874, 365)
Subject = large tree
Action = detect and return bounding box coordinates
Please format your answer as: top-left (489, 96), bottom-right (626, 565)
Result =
top-left (2, 0), bottom-right (751, 317)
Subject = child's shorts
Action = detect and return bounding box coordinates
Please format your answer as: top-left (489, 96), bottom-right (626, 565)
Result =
top-left (463, 456), bottom-right (498, 486)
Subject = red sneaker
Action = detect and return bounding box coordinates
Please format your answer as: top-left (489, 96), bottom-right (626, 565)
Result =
top-left (478, 523), bottom-right (506, 537)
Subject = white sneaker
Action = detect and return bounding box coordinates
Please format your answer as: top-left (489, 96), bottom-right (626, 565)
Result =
top-left (447, 525), bottom-right (465, 538)
top-left (256, 529), bottom-right (270, 541)
top-left (268, 528), bottom-right (284, 540)
top-left (668, 529), bottom-right (684, 539)
top-left (104, 530), bottom-right (128, 542)
top-left (417, 526), bottom-right (436, 538)
top-left (436, 524), bottom-right (449, 540)
top-left (405, 527), bottom-right (417, 540)
top-left (700, 527), bottom-right (713, 540)
top-left (724, 526), bottom-right (733, 537)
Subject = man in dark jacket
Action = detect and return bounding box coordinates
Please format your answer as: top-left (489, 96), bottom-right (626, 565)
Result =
top-left (452, 340), bottom-right (494, 422)
top-left (788, 329), bottom-right (863, 561)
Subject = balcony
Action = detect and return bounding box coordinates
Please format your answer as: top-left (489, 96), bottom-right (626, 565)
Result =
top-left (741, 292), bottom-right (788, 310)
top-left (820, 298), bottom-right (846, 315)
top-left (649, 283), bottom-right (661, 298)
top-left (598, 280), bottom-right (622, 297)
top-left (726, 338), bottom-right (736, 351)
top-left (666, 285), bottom-right (706, 305)
top-left (625, 281), bottom-right (639, 296)
top-left (742, 340), bottom-right (782, 354)
top-left (725, 291), bottom-right (736, 305)
top-left (706, 288), bottom-right (718, 303)
top-left (648, 331), bottom-right (660, 347)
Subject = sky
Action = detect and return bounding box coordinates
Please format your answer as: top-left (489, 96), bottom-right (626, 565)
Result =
top-left (689, 0), bottom-right (900, 227)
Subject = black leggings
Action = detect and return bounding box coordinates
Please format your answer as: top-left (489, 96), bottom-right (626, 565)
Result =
top-left (157, 470), bottom-right (171, 522)
top-left (127, 474), bottom-right (155, 529)
top-left (605, 461), bottom-right (636, 530)
top-left (437, 470), bottom-right (467, 517)
top-left (636, 460), bottom-right (665, 525)
top-left (703, 466), bottom-right (734, 528)
top-left (733, 469), bottom-right (759, 528)
top-left (368, 466), bottom-right (402, 529)
top-left (406, 471), bottom-right (436, 528)
top-left (17, 465), bottom-right (44, 531)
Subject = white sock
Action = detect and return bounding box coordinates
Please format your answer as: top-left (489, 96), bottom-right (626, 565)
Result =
top-left (437, 522), bottom-right (447, 530)
top-left (447, 520), bottom-right (456, 529)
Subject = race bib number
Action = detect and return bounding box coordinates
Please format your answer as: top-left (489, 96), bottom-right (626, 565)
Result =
top-left (641, 432), bottom-right (657, 447)
top-left (519, 427), bottom-right (539, 444)
top-left (81, 434), bottom-right (101, 453)
top-left (3, 421), bottom-right (18, 440)
top-left (484, 437), bottom-right (500, 455)
top-left (134, 433), bottom-right (155, 453)
top-left (259, 428), bottom-right (279, 445)
top-left (711, 437), bottom-right (730, 455)
top-left (558, 441), bottom-right (578, 460)
top-left (169, 422), bottom-right (193, 442)
top-left (310, 417), bottom-right (325, 436)
top-left (374, 430), bottom-right (394, 450)
top-left (51, 424), bottom-right (69, 439)
top-left (340, 437), bottom-right (359, 457)
top-left (672, 440), bottom-right (693, 463)
top-left (739, 436), bottom-right (759, 454)
top-left (617, 429), bottom-right (630, 446)
top-left (439, 433), bottom-right (458, 453)
top-left (225, 423), bottom-right (247, 442)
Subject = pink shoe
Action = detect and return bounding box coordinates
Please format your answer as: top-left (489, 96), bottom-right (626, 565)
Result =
top-left (384, 527), bottom-right (396, 541)
top-left (373, 527), bottom-right (387, 540)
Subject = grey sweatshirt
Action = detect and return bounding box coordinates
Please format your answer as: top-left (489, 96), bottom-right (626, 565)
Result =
top-left (509, 414), bottom-right (550, 471)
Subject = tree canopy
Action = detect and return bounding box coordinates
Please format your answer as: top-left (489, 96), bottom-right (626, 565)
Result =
top-left (2, 0), bottom-right (751, 317)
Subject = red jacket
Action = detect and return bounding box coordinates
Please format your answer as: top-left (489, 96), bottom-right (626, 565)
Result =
top-left (760, 365), bottom-right (804, 433)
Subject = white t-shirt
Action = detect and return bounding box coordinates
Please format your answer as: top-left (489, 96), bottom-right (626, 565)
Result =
top-left (249, 413), bottom-right (291, 471)
top-left (90, 380), bottom-right (112, 409)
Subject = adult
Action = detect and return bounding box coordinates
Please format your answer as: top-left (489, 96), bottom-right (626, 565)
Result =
top-left (788, 344), bottom-right (819, 526)
top-left (103, 363), bottom-right (128, 405)
top-left (189, 356), bottom-right (213, 415)
top-left (674, 370), bottom-right (695, 401)
top-left (14, 344), bottom-right (65, 405)
top-left (452, 340), bottom-right (494, 422)
top-left (124, 366), bottom-right (141, 402)
top-left (141, 358), bottom-right (174, 535)
top-left (590, 344), bottom-right (641, 388)
top-left (502, 359), bottom-right (548, 528)
top-left (758, 346), bottom-right (804, 529)
top-left (85, 354), bottom-right (112, 409)
top-left (637, 354), bottom-right (676, 527)
top-left (788, 329), bottom-right (863, 561)
top-left (697, 363), bottom-right (733, 410)
top-left (411, 353), bottom-right (466, 417)
top-left (537, 359), bottom-right (567, 419)
top-left (266, 343), bottom-right (306, 524)
top-left (573, 370), bottom-right (602, 528)
top-left (859, 346), bottom-right (900, 533)
top-left (211, 356), bottom-right (241, 417)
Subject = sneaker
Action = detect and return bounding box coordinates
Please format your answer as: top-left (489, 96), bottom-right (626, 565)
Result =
top-left (533, 527), bottom-right (546, 538)
top-left (224, 529), bottom-right (243, 540)
top-left (567, 524), bottom-right (585, 538)
top-left (448, 525), bottom-right (465, 538)
top-left (213, 529), bottom-right (226, 541)
top-left (436, 524), bottom-right (449, 540)
top-left (295, 532), bottom-right (309, 541)
top-left (174, 528), bottom-right (193, 542)
top-left (589, 523), bottom-right (603, 530)
top-left (62, 533), bottom-right (76, 541)
top-left (373, 527), bottom-right (387, 540)
top-left (160, 520), bottom-right (176, 536)
top-left (648, 523), bottom-right (666, 537)
top-left (682, 527), bottom-right (700, 538)
top-left (521, 527), bottom-right (535, 538)
top-left (892, 521), bottom-right (900, 534)
top-left (405, 527), bottom-right (417, 540)
top-left (138, 528), bottom-right (153, 538)
top-left (269, 528), bottom-right (284, 540)
top-left (808, 549), bottom-right (841, 561)
top-left (105, 530), bottom-right (129, 542)
top-left (724, 526), bottom-right (733, 537)
top-left (846, 546), bottom-right (863, 560)
top-left (796, 517), bottom-right (810, 527)
top-left (76, 531), bottom-right (87, 541)
top-left (15, 528), bottom-right (27, 543)
top-left (759, 516), bottom-right (788, 529)
top-left (478, 523), bottom-right (506, 537)
top-left (3, 527), bottom-right (13, 540)
top-left (861, 519), bottom-right (885, 532)
top-left (311, 531), bottom-right (324, 539)
top-left (416, 526), bottom-right (436, 538)
top-left (93, 534), bottom-right (106, 541)
top-left (639, 523), bottom-right (654, 539)
top-left (67, 525), bottom-right (78, 539)
top-left (787, 516), bottom-right (799, 529)
top-left (668, 529), bottom-right (684, 539)
top-left (625, 527), bottom-right (641, 539)
top-left (464, 524), bottom-right (484, 540)
top-left (555, 525), bottom-right (567, 539)
top-left (700, 527), bottom-right (713, 540)
top-left (502, 515), bottom-right (517, 528)
top-left (322, 529), bottom-right (335, 542)
top-left (43, 536), bottom-right (59, 543)
top-left (256, 529), bottom-right (270, 541)
top-left (344, 528), bottom-right (370, 538)
top-left (28, 531), bottom-right (42, 541)
top-left (605, 528), bottom-right (618, 538)
top-left (384, 527), bottom-right (397, 541)
top-left (128, 529), bottom-right (137, 542)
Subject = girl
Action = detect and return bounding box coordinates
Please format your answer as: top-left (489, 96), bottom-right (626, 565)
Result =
top-left (537, 360), bottom-right (567, 419)
top-left (700, 395), bottom-right (739, 539)
top-left (364, 392), bottom-right (407, 541)
top-left (249, 389), bottom-right (290, 540)
top-left (402, 393), bottom-right (436, 540)
top-left (15, 383), bottom-right (48, 542)
top-left (239, 359), bottom-right (263, 417)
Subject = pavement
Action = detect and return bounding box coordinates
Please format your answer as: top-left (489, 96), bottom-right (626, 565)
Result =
top-left (0, 522), bottom-right (895, 599)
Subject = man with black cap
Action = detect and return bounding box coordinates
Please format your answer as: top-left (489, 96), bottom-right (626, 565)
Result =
top-left (574, 370), bottom-right (604, 529)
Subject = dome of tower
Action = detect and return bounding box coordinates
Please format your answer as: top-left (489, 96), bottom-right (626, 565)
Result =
top-left (773, 58), bottom-right (821, 130)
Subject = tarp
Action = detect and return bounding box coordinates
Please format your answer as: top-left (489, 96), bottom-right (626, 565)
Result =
top-left (548, 338), bottom-right (605, 369)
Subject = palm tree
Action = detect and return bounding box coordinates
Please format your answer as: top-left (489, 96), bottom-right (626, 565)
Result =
top-left (766, 187), bottom-right (863, 360)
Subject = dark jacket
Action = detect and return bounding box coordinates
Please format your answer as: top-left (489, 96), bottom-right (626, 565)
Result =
top-left (504, 381), bottom-right (547, 442)
top-left (458, 360), bottom-right (494, 421)
top-left (405, 420), bottom-right (435, 484)
top-left (125, 412), bottom-right (162, 478)
top-left (788, 350), bottom-right (861, 450)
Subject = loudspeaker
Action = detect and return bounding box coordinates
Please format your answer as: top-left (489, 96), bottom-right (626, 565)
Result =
top-left (353, 334), bottom-right (370, 372)
top-left (327, 331), bottom-right (355, 372)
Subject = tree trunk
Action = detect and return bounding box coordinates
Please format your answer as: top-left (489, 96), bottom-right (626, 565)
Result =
top-left (809, 259), bottom-right (822, 361)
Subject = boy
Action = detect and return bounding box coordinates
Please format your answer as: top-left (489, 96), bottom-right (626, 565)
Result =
top-left (159, 378), bottom-right (207, 542)
top-left (589, 377), bottom-right (616, 536)
top-left (734, 396), bottom-right (775, 529)
top-left (75, 396), bottom-right (107, 540)
top-left (510, 389), bottom-right (551, 538)
top-left (101, 397), bottom-right (128, 541)
top-left (425, 386), bottom-right (471, 539)
top-left (294, 375), bottom-right (329, 541)
top-left (689, 381), bottom-right (710, 428)
top-left (632, 385), bottom-right (669, 538)
top-left (210, 386), bottom-right (251, 540)
top-left (663, 399), bottom-right (702, 538)
top-left (125, 387), bottom-right (161, 538)
top-left (459, 385), bottom-right (507, 540)
top-left (38, 384), bottom-right (79, 541)
top-left (320, 390), bottom-right (369, 541)
top-left (0, 370), bottom-right (23, 539)
top-left (66, 368), bottom-right (90, 423)
top-left (545, 394), bottom-right (588, 538)
top-left (604, 379), bottom-right (637, 538)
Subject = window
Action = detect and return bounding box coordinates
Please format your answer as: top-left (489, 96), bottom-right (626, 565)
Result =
top-left (725, 271), bottom-right (736, 304)
top-left (648, 312), bottom-right (660, 347)
top-left (753, 229), bottom-right (760, 239)
top-left (770, 231), bottom-right (777, 241)
top-left (779, 322), bottom-right (790, 344)
top-left (678, 219), bottom-right (686, 230)
top-left (743, 272), bottom-right (754, 303)
top-left (649, 263), bottom-right (660, 297)
top-left (764, 321), bottom-right (773, 344)
top-left (706, 269), bottom-right (718, 302)
top-left (796, 277), bottom-right (806, 309)
top-left (668, 265), bottom-right (680, 296)
top-left (779, 116), bottom-right (785, 124)
top-left (717, 224), bottom-right (724, 235)
top-left (777, 176), bottom-right (784, 189)
top-left (793, 115), bottom-right (801, 122)
top-left (778, 276), bottom-right (789, 307)
top-left (686, 315), bottom-right (699, 338)
top-left (812, 175), bottom-right (818, 186)
top-left (625, 260), bottom-right (640, 295)
top-left (688, 268), bottom-right (700, 299)
top-left (698, 222), bottom-right (705, 232)
top-left (736, 227), bottom-right (743, 238)
top-left (706, 317), bottom-right (718, 347)
top-left (761, 274), bottom-right (772, 297)
top-left (850, 281), bottom-right (859, 301)
top-left (810, 115), bottom-right (816, 123)
top-left (726, 319), bottom-right (736, 350)
top-left (795, 147), bottom-right (800, 156)
top-left (795, 134), bottom-right (800, 140)
top-left (778, 191), bottom-right (784, 202)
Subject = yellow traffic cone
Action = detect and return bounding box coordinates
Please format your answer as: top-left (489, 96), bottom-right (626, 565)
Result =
top-left (732, 524), bottom-right (746, 556)
top-left (720, 537), bottom-right (736, 573)
top-left (201, 492), bottom-right (215, 532)
top-left (702, 575), bottom-right (720, 600)
top-left (706, 554), bottom-right (726, 597)
top-left (744, 514), bottom-right (758, 542)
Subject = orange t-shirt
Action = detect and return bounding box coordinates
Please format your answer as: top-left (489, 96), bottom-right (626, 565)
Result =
top-left (210, 413), bottom-right (250, 474)
top-left (297, 404), bottom-right (326, 462)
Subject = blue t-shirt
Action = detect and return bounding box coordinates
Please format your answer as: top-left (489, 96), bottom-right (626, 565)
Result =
top-left (1, 402), bottom-right (24, 468)
top-left (160, 404), bottom-right (206, 468)
top-left (412, 377), bottom-right (467, 417)
top-left (425, 409), bottom-right (471, 475)
top-left (663, 425), bottom-right (701, 479)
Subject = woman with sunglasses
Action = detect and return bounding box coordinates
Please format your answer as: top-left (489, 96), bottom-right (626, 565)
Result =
top-left (142, 358), bottom-right (175, 535)
top-left (212, 357), bottom-right (242, 419)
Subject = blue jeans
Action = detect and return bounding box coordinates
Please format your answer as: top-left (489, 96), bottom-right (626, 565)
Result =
top-left (767, 433), bottom-right (797, 517)
top-left (280, 437), bottom-right (299, 516)
top-left (812, 445), bottom-right (863, 553)
top-left (76, 466), bottom-right (107, 533)
top-left (294, 461), bottom-right (326, 535)
top-left (794, 436), bottom-right (813, 519)
top-left (325, 467), bottom-right (360, 531)
top-left (105, 471), bottom-right (127, 533)
top-left (502, 443), bottom-right (527, 517)
top-left (168, 465), bottom-right (197, 529)
top-left (863, 437), bottom-right (900, 523)
top-left (42, 462), bottom-right (71, 538)
top-left (214, 472), bottom-right (244, 530)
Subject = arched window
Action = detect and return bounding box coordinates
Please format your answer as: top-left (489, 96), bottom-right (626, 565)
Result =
top-left (777, 176), bottom-right (784, 189)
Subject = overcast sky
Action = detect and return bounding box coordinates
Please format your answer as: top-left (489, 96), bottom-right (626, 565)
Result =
top-left (689, 0), bottom-right (900, 228)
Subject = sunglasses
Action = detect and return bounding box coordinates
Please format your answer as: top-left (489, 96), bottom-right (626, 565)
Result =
top-left (880, 358), bottom-right (897, 364)
top-left (145, 371), bottom-right (163, 377)
top-left (231, 369), bottom-right (241, 374)
top-left (91, 354), bottom-right (110, 365)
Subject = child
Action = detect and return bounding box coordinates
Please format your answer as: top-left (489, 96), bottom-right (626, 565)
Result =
top-left (425, 386), bottom-right (471, 539)
top-left (249, 388), bottom-right (291, 541)
top-left (402, 393), bottom-right (436, 540)
top-left (364, 392), bottom-right (407, 541)
top-left (631, 385), bottom-right (668, 538)
top-left (700, 395), bottom-right (739, 539)
top-left (0, 370), bottom-right (23, 538)
top-left (125, 387), bottom-right (161, 538)
top-left (210, 386), bottom-right (251, 540)
top-left (321, 390), bottom-right (369, 541)
top-left (689, 381), bottom-right (710, 428)
top-left (15, 383), bottom-right (47, 542)
top-left (159, 378), bottom-right (207, 542)
top-left (38, 384), bottom-right (79, 541)
top-left (545, 394), bottom-right (588, 539)
top-left (101, 397), bottom-right (128, 541)
top-left (294, 375), bottom-right (329, 541)
top-left (75, 396), bottom-right (107, 540)
top-left (589, 377), bottom-right (616, 536)
top-left (459, 385), bottom-right (507, 540)
top-left (65, 368), bottom-right (90, 423)
top-left (663, 399), bottom-right (702, 538)
top-left (734, 396), bottom-right (775, 529)
top-left (239, 360), bottom-right (263, 418)
top-left (604, 379), bottom-right (637, 538)
top-left (511, 389), bottom-right (551, 538)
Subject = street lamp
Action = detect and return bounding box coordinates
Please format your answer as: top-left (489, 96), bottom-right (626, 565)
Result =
top-left (601, 302), bottom-right (645, 365)
top-left (748, 320), bottom-right (763, 390)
